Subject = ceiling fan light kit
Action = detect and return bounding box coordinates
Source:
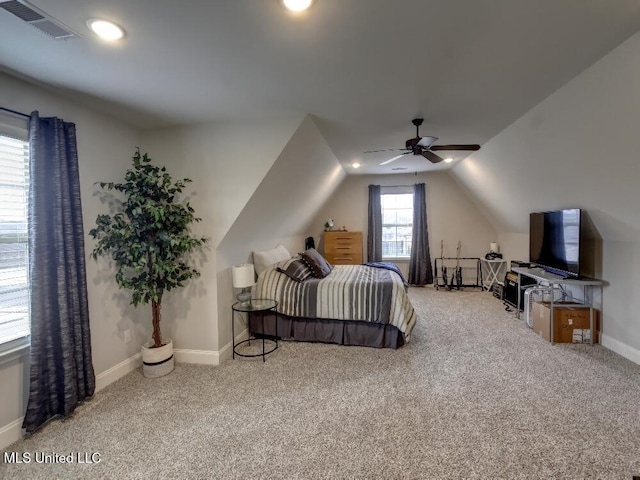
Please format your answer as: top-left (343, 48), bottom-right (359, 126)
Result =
top-left (366, 118), bottom-right (480, 166)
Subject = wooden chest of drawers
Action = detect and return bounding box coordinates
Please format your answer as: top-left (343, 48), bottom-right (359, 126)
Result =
top-left (323, 231), bottom-right (363, 265)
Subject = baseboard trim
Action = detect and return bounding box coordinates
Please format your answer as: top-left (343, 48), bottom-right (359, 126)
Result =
top-left (175, 329), bottom-right (248, 365)
top-left (95, 352), bottom-right (142, 392)
top-left (0, 417), bottom-right (24, 450)
top-left (174, 349), bottom-right (218, 365)
top-left (601, 334), bottom-right (640, 365)
top-left (220, 328), bottom-right (249, 363)
top-left (92, 330), bottom-right (251, 389)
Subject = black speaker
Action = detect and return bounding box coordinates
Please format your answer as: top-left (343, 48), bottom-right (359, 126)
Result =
top-left (304, 236), bottom-right (315, 250)
top-left (503, 271), bottom-right (536, 310)
top-left (492, 283), bottom-right (504, 300)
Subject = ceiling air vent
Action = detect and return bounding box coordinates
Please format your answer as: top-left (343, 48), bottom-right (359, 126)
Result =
top-left (0, 0), bottom-right (79, 40)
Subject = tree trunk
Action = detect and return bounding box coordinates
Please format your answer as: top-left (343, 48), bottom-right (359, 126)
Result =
top-left (151, 299), bottom-right (162, 348)
top-left (148, 248), bottom-right (163, 348)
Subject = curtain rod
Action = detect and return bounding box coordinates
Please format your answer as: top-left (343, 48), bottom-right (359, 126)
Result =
top-left (0, 106), bottom-right (30, 119)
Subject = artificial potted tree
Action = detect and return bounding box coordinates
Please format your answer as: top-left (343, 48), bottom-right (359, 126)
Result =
top-left (90, 148), bottom-right (207, 378)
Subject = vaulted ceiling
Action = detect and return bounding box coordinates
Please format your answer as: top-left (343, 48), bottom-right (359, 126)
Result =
top-left (2, 0), bottom-right (640, 174)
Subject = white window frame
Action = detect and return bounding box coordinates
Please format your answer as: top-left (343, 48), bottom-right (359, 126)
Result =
top-left (0, 116), bottom-right (30, 363)
top-left (381, 186), bottom-right (414, 261)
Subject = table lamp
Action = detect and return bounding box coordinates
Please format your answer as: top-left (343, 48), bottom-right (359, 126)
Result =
top-left (232, 264), bottom-right (255, 306)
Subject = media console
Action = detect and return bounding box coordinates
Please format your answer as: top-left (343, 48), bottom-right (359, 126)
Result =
top-left (511, 267), bottom-right (604, 345)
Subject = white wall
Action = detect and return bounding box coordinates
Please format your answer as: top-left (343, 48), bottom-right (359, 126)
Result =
top-left (452, 31), bottom-right (640, 359)
top-left (310, 171), bottom-right (498, 279)
top-left (140, 115), bottom-right (304, 353)
top-left (216, 116), bottom-right (345, 352)
top-left (0, 71), bottom-right (142, 442)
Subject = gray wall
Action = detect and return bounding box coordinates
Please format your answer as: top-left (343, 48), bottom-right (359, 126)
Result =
top-left (217, 115), bottom-right (345, 351)
top-left (310, 171), bottom-right (498, 279)
top-left (140, 115), bottom-right (304, 352)
top-left (452, 30), bottom-right (640, 360)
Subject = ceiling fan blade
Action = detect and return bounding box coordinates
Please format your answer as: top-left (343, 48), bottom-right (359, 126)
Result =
top-left (364, 148), bottom-right (409, 154)
top-left (430, 144), bottom-right (481, 151)
top-left (380, 152), bottom-right (410, 166)
top-left (417, 136), bottom-right (438, 148)
top-left (422, 150), bottom-right (445, 163)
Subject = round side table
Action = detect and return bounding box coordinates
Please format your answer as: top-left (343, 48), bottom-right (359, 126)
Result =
top-left (231, 299), bottom-right (278, 362)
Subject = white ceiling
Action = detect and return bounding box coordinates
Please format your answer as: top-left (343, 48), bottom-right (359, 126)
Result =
top-left (1, 0), bottom-right (640, 174)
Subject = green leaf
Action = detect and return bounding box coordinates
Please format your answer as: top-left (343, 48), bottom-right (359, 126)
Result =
top-left (90, 148), bottom-right (209, 339)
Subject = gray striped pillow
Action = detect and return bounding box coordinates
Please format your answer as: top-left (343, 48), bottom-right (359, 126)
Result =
top-left (276, 258), bottom-right (314, 282)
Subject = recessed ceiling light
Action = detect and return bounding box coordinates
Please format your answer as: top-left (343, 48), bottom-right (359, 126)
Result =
top-left (444, 157), bottom-right (454, 163)
top-left (281, 0), bottom-right (314, 12)
top-left (352, 162), bottom-right (361, 169)
top-left (87, 19), bottom-right (125, 41)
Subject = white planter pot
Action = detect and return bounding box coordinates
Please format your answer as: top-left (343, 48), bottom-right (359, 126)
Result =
top-left (141, 339), bottom-right (175, 378)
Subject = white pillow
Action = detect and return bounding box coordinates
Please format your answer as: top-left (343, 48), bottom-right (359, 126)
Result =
top-left (253, 244), bottom-right (291, 276)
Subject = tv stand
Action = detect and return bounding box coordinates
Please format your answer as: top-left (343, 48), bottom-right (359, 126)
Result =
top-left (540, 265), bottom-right (573, 279)
top-left (512, 267), bottom-right (604, 345)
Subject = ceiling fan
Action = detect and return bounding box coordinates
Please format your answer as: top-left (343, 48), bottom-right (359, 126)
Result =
top-left (365, 118), bottom-right (481, 165)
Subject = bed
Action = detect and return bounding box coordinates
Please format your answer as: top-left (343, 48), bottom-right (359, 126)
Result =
top-left (249, 253), bottom-right (417, 349)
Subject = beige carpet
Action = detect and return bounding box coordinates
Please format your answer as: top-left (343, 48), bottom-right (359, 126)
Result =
top-left (2, 287), bottom-right (640, 479)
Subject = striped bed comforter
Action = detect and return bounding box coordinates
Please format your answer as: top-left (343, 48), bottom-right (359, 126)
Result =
top-left (254, 264), bottom-right (417, 340)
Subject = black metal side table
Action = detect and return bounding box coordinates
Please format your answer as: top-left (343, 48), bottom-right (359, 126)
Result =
top-left (232, 299), bottom-right (278, 362)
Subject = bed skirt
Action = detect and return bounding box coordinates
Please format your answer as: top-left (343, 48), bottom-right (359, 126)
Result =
top-left (249, 312), bottom-right (405, 349)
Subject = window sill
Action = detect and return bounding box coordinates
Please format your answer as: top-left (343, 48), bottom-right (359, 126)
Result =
top-left (0, 337), bottom-right (30, 367)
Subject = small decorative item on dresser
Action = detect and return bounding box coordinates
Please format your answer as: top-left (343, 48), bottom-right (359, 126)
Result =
top-left (324, 218), bottom-right (334, 231)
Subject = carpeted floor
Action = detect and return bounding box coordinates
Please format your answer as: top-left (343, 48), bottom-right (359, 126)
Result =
top-left (2, 287), bottom-right (640, 479)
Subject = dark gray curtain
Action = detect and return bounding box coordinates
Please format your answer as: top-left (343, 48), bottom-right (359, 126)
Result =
top-left (408, 183), bottom-right (433, 285)
top-left (367, 185), bottom-right (382, 262)
top-left (23, 111), bottom-right (95, 434)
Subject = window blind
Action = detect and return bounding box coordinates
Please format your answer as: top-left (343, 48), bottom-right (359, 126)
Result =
top-left (381, 193), bottom-right (413, 259)
top-left (0, 133), bottom-right (30, 346)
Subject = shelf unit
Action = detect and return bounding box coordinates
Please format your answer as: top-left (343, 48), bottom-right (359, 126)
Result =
top-left (512, 267), bottom-right (604, 345)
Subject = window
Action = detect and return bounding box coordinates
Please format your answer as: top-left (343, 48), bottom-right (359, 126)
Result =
top-left (381, 192), bottom-right (413, 259)
top-left (0, 133), bottom-right (30, 348)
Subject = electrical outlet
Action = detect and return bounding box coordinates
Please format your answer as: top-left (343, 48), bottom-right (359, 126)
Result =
top-left (124, 329), bottom-right (131, 344)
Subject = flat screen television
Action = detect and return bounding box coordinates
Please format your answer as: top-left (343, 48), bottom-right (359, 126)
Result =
top-left (529, 208), bottom-right (583, 278)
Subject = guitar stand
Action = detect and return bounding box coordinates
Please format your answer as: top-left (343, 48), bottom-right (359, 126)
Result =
top-left (434, 257), bottom-right (483, 291)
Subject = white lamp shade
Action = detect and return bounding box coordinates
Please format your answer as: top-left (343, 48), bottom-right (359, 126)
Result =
top-left (232, 264), bottom-right (255, 288)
